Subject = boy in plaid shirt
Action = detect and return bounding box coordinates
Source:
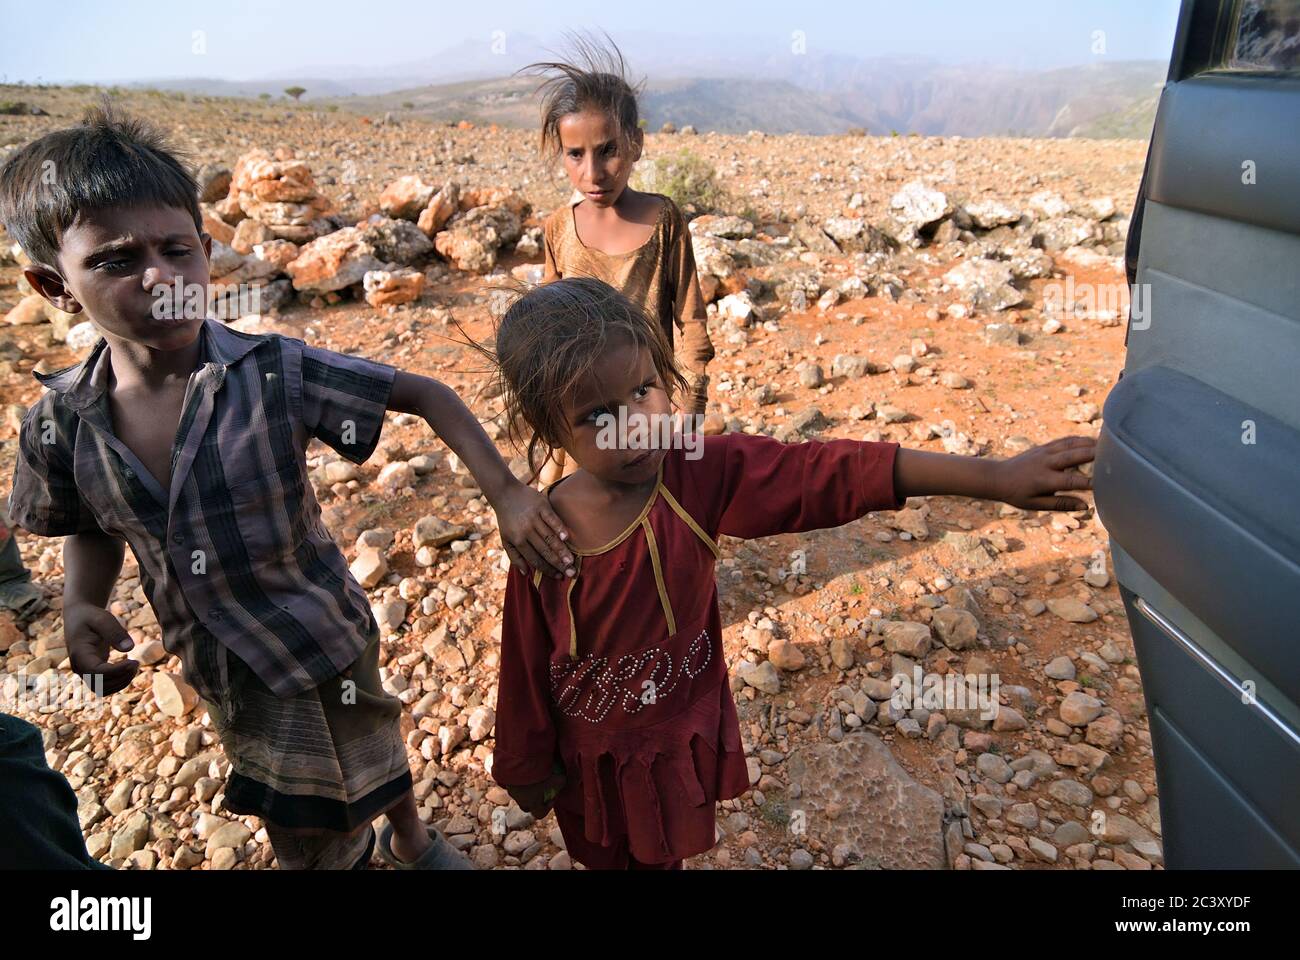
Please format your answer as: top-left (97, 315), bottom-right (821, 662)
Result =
top-left (0, 104), bottom-right (575, 869)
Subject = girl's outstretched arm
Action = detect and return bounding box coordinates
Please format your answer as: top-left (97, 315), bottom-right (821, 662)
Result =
top-left (894, 435), bottom-right (1095, 511)
top-left (388, 371), bottom-right (575, 578)
top-left (705, 432), bottom-right (1094, 544)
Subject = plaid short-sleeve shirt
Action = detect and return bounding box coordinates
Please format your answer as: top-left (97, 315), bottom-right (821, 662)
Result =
top-left (7, 317), bottom-right (397, 701)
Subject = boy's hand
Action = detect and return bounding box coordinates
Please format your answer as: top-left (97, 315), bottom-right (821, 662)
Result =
top-left (63, 601), bottom-right (139, 696)
top-left (505, 769), bottom-right (567, 819)
top-left (493, 482), bottom-right (575, 579)
top-left (992, 436), bottom-right (1095, 511)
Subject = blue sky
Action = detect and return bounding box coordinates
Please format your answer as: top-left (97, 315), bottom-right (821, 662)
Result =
top-left (1, 0), bottom-right (1184, 84)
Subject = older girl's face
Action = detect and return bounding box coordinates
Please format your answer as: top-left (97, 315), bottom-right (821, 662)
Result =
top-left (557, 109), bottom-right (643, 209)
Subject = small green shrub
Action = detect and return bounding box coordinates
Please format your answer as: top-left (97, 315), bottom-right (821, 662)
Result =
top-left (632, 149), bottom-right (727, 216)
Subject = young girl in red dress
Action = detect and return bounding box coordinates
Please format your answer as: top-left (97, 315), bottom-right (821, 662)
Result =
top-left (487, 277), bottom-right (1095, 869)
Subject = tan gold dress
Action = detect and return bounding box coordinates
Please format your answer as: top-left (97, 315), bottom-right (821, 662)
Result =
top-left (537, 192), bottom-right (716, 482)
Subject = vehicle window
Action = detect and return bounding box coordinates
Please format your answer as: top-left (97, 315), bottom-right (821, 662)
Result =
top-left (1227, 0), bottom-right (1300, 72)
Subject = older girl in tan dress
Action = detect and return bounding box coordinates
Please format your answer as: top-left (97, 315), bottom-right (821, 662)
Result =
top-left (521, 36), bottom-right (715, 483)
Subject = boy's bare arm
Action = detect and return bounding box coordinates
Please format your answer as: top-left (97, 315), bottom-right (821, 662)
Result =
top-left (63, 531), bottom-right (138, 694)
top-left (64, 530), bottom-right (124, 608)
top-left (894, 436), bottom-right (1095, 511)
top-left (387, 371), bottom-right (575, 578)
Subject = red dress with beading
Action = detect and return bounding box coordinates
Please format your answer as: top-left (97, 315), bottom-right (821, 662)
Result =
top-left (491, 433), bottom-right (902, 865)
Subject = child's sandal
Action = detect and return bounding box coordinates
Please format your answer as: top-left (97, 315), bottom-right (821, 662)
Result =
top-left (0, 582), bottom-right (48, 624)
top-left (377, 823), bottom-right (474, 870)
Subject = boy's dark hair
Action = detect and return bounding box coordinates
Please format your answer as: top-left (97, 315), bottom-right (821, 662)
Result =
top-left (518, 31), bottom-right (644, 162)
top-left (0, 98), bottom-right (202, 269)
top-left (481, 277), bottom-right (688, 479)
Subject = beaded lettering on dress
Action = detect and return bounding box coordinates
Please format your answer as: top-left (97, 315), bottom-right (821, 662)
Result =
top-left (549, 628), bottom-right (713, 723)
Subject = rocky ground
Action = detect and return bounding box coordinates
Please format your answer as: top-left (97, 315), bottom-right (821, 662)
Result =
top-left (0, 87), bottom-right (1161, 870)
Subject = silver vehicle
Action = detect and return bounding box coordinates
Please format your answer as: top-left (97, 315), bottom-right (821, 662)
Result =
top-left (1096, 0), bottom-right (1300, 868)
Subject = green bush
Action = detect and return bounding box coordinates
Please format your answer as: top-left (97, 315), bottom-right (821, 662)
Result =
top-left (631, 149), bottom-right (727, 216)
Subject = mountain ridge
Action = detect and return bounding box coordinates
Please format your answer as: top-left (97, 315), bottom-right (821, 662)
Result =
top-left (118, 57), bottom-right (1165, 139)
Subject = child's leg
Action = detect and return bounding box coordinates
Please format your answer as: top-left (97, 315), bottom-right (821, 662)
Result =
top-left (264, 821), bottom-right (375, 870)
top-left (555, 809), bottom-right (684, 869)
top-left (0, 514), bottom-right (47, 621)
top-left (383, 788), bottom-right (433, 863)
top-left (558, 807), bottom-right (690, 869)
top-left (199, 623), bottom-right (412, 870)
top-left (554, 808), bottom-right (631, 869)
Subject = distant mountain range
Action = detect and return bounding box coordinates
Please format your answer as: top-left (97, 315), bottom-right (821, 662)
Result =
top-left (122, 34), bottom-right (1165, 139)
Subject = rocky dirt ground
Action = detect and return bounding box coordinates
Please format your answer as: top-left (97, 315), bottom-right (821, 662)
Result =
top-left (0, 87), bottom-right (1161, 870)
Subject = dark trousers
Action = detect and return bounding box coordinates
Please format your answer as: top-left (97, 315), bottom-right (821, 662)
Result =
top-left (0, 711), bottom-right (111, 869)
top-left (0, 523), bottom-right (33, 590)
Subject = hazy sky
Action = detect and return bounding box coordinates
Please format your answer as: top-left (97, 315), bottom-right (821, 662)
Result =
top-left (1, 0), bottom-right (1184, 83)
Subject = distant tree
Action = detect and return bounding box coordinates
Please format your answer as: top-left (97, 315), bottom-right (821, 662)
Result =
top-left (259, 92), bottom-right (271, 100)
top-left (401, 101), bottom-right (415, 110)
top-left (284, 86), bottom-right (306, 101)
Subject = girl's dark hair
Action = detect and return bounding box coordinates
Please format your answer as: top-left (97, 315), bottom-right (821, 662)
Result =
top-left (0, 98), bottom-right (202, 269)
top-left (481, 277), bottom-right (688, 479)
top-left (517, 31), bottom-right (644, 162)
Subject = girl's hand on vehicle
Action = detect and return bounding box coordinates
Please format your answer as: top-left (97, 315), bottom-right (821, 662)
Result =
top-left (993, 436), bottom-right (1096, 511)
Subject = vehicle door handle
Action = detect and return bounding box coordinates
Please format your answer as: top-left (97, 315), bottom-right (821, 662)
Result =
top-left (1133, 596), bottom-right (1300, 753)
